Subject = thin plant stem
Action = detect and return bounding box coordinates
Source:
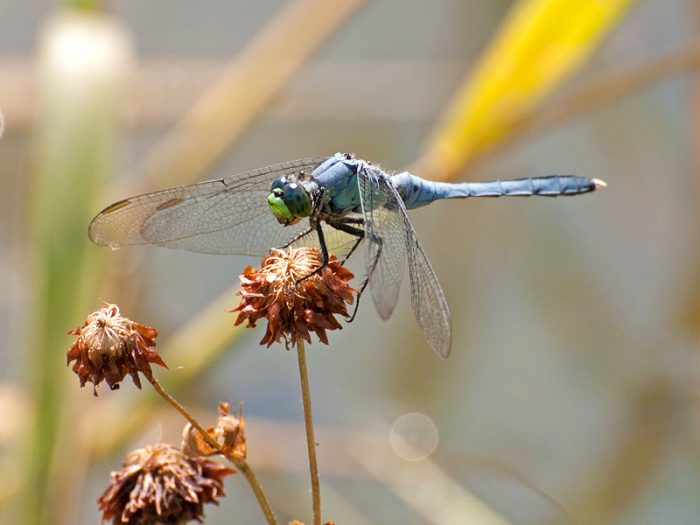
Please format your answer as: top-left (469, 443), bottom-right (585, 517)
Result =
top-left (148, 377), bottom-right (279, 525)
top-left (148, 377), bottom-right (216, 448)
top-left (296, 338), bottom-right (321, 525)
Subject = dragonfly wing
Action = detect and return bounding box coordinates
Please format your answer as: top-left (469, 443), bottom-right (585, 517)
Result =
top-left (289, 215), bottom-right (365, 259)
top-left (357, 167), bottom-right (406, 320)
top-left (404, 216), bottom-right (452, 358)
top-left (88, 158), bottom-right (325, 255)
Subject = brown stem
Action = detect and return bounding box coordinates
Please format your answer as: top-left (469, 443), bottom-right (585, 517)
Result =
top-left (148, 377), bottom-right (218, 449)
top-left (296, 338), bottom-right (321, 525)
top-left (148, 377), bottom-right (279, 525)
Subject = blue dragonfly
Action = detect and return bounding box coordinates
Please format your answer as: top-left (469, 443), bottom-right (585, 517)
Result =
top-left (89, 153), bottom-right (605, 358)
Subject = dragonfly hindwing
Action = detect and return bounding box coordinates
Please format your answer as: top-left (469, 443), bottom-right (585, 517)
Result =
top-left (403, 214), bottom-right (452, 358)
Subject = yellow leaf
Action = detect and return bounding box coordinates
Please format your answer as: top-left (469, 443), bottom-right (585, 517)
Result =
top-left (418, 0), bottom-right (636, 180)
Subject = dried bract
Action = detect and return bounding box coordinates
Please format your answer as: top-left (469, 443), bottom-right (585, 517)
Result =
top-left (98, 443), bottom-right (233, 525)
top-left (181, 402), bottom-right (246, 461)
top-left (181, 423), bottom-right (219, 458)
top-left (67, 304), bottom-right (167, 395)
top-left (216, 402), bottom-right (246, 459)
top-left (232, 247), bottom-right (355, 348)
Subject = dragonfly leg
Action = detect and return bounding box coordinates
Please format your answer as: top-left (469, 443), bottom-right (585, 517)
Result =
top-left (278, 225), bottom-right (329, 293)
top-left (347, 232), bottom-right (383, 323)
top-left (294, 221), bottom-right (330, 285)
top-left (326, 219), bottom-right (371, 322)
top-left (327, 218), bottom-right (364, 264)
top-left (281, 226), bottom-right (315, 250)
top-left (327, 220), bottom-right (382, 324)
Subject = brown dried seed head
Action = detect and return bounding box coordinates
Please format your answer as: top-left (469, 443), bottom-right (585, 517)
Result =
top-left (67, 304), bottom-right (167, 396)
top-left (232, 247), bottom-right (355, 349)
top-left (98, 442), bottom-right (234, 525)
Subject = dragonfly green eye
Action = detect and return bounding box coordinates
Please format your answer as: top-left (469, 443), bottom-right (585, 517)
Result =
top-left (267, 180), bottom-right (312, 224)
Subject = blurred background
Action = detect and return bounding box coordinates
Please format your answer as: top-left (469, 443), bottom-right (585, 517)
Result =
top-left (2, 0), bottom-right (699, 523)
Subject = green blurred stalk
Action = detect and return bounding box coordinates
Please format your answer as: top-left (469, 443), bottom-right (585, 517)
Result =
top-left (26, 11), bottom-right (131, 525)
top-left (64, 0), bottom-right (101, 12)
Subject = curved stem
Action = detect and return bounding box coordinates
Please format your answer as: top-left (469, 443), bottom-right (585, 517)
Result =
top-left (148, 376), bottom-right (278, 525)
top-left (149, 377), bottom-right (218, 449)
top-left (296, 338), bottom-right (321, 525)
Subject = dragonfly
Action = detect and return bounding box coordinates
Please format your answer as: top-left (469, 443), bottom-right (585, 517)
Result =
top-left (89, 152), bottom-right (606, 358)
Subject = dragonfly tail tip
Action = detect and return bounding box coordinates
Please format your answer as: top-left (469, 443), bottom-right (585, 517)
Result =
top-left (593, 178), bottom-right (607, 189)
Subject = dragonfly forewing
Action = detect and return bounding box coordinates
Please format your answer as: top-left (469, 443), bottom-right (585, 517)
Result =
top-left (88, 158), bottom-right (324, 255)
top-left (358, 167), bottom-right (406, 321)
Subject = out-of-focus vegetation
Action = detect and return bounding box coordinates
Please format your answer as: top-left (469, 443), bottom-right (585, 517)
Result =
top-left (3, 0), bottom-right (700, 523)
top-left (416, 0), bottom-right (634, 179)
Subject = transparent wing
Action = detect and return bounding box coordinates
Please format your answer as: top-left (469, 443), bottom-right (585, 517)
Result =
top-left (357, 165), bottom-right (451, 356)
top-left (88, 158), bottom-right (326, 255)
top-left (357, 166), bottom-right (406, 320)
top-left (404, 216), bottom-right (452, 358)
top-left (290, 216), bottom-right (365, 260)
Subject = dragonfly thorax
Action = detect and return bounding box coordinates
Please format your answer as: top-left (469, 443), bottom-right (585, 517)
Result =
top-left (267, 175), bottom-right (313, 225)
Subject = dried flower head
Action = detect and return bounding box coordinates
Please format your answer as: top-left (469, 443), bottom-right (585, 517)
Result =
top-left (232, 247), bottom-right (355, 348)
top-left (98, 443), bottom-right (233, 525)
top-left (67, 304), bottom-right (167, 395)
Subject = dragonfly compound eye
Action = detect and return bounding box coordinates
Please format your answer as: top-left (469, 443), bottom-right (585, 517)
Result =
top-left (281, 183), bottom-right (312, 217)
top-left (267, 182), bottom-right (311, 224)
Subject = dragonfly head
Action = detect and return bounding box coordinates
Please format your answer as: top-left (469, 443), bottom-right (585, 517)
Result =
top-left (268, 176), bottom-right (313, 225)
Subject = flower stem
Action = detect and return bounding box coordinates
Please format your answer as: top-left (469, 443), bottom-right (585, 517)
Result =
top-left (149, 377), bottom-right (216, 448)
top-left (296, 338), bottom-right (321, 525)
top-left (148, 376), bottom-right (278, 525)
